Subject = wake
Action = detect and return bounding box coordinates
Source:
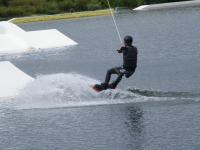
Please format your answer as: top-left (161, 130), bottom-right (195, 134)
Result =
top-left (7, 73), bottom-right (199, 110)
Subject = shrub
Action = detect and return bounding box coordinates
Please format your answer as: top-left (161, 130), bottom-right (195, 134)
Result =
top-left (7, 7), bottom-right (27, 17)
top-left (36, 1), bottom-right (59, 14)
top-left (87, 0), bottom-right (101, 10)
top-left (0, 0), bottom-right (8, 6)
top-left (73, 0), bottom-right (88, 11)
top-left (45, 1), bottom-right (60, 14)
top-left (0, 6), bottom-right (8, 17)
top-left (0, 0), bottom-right (192, 18)
top-left (57, 0), bottom-right (75, 12)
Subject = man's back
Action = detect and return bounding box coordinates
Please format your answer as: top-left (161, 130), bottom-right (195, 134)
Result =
top-left (121, 45), bottom-right (138, 71)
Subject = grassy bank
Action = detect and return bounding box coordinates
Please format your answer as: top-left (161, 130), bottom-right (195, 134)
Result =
top-left (10, 9), bottom-right (112, 24)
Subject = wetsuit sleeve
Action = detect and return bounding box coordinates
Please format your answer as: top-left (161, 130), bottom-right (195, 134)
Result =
top-left (117, 46), bottom-right (126, 53)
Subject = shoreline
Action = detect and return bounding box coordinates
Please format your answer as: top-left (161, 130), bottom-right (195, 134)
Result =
top-left (10, 9), bottom-right (112, 24)
top-left (8, 1), bottom-right (200, 24)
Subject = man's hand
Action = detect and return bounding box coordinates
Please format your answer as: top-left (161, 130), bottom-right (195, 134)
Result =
top-left (117, 49), bottom-right (122, 53)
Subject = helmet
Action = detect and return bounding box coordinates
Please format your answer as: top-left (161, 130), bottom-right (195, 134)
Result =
top-left (124, 35), bottom-right (133, 45)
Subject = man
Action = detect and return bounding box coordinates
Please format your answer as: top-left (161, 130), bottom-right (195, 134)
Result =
top-left (94, 35), bottom-right (138, 91)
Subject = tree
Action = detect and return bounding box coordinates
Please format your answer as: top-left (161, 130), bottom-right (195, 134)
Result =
top-left (0, 0), bottom-right (8, 6)
top-left (87, 0), bottom-right (101, 10)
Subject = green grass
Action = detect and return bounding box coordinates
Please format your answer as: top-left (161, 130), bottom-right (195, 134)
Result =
top-left (11, 9), bottom-right (112, 24)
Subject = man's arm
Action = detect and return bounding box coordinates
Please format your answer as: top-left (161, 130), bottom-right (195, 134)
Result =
top-left (117, 46), bottom-right (126, 53)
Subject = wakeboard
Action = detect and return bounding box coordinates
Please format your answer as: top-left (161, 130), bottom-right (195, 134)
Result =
top-left (91, 84), bottom-right (116, 93)
top-left (91, 84), bottom-right (104, 92)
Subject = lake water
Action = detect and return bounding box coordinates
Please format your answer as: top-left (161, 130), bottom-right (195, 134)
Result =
top-left (1, 7), bottom-right (200, 150)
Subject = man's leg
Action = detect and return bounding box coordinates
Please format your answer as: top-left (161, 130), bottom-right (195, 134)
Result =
top-left (101, 67), bottom-right (121, 89)
top-left (109, 70), bottom-right (135, 89)
top-left (109, 73), bottom-right (124, 89)
top-left (94, 67), bottom-right (120, 91)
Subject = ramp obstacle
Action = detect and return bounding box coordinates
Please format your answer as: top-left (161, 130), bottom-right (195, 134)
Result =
top-left (0, 61), bottom-right (34, 98)
top-left (0, 21), bottom-right (77, 54)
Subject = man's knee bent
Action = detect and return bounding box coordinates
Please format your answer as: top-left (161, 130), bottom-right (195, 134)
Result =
top-left (107, 68), bottom-right (115, 74)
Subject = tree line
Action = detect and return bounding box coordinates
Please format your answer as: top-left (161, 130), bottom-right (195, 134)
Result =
top-left (0, 0), bottom-right (187, 18)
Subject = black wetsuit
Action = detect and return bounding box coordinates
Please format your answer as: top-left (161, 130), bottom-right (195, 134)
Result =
top-left (103, 45), bottom-right (138, 89)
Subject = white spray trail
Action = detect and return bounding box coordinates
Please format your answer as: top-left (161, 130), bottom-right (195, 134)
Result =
top-left (13, 73), bottom-right (140, 110)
